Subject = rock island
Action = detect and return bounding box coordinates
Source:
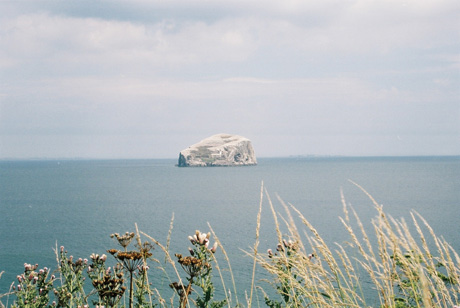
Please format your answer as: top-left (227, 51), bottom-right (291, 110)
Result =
top-left (178, 134), bottom-right (257, 167)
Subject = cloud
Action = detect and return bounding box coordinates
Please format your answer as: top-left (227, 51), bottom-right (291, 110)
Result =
top-left (2, 0), bottom-right (458, 73)
top-left (0, 0), bottom-right (458, 158)
top-left (0, 13), bottom-right (259, 77)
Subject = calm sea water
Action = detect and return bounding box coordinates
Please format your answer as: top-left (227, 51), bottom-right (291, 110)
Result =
top-left (1, 157), bottom-right (459, 302)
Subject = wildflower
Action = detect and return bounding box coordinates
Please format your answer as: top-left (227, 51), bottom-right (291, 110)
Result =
top-left (210, 242), bottom-right (218, 253)
top-left (281, 239), bottom-right (298, 251)
top-left (137, 264), bottom-right (149, 274)
top-left (74, 258), bottom-right (84, 267)
top-left (267, 249), bottom-right (274, 257)
top-left (90, 253), bottom-right (99, 261)
top-left (283, 239), bottom-right (289, 247)
top-left (195, 230), bottom-right (208, 245)
top-left (190, 230), bottom-right (212, 246)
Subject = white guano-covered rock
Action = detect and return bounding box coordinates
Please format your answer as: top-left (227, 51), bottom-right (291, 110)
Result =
top-left (178, 134), bottom-right (257, 167)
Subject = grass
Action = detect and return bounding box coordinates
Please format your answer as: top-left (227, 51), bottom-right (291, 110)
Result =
top-left (1, 182), bottom-right (459, 307)
top-left (253, 181), bottom-right (459, 307)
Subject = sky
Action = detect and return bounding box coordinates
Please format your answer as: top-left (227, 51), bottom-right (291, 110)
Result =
top-left (0, 0), bottom-right (459, 159)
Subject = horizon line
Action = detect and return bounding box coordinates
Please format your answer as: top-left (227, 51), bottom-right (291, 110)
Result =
top-left (1, 154), bottom-right (459, 161)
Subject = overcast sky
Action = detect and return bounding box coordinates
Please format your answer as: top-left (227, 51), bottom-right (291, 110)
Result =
top-left (0, 0), bottom-right (459, 159)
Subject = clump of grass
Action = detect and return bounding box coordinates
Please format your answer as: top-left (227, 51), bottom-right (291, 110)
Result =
top-left (254, 182), bottom-right (460, 308)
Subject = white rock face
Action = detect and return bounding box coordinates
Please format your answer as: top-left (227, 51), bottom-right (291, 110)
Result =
top-left (178, 134), bottom-right (257, 167)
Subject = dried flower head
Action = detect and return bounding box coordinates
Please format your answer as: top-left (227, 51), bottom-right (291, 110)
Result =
top-left (113, 251), bottom-right (148, 273)
top-left (91, 271), bottom-right (126, 307)
top-left (135, 241), bottom-right (154, 258)
top-left (110, 232), bottom-right (135, 249)
top-left (117, 251), bottom-right (143, 261)
top-left (107, 249), bottom-right (118, 255)
top-left (175, 253), bottom-right (209, 277)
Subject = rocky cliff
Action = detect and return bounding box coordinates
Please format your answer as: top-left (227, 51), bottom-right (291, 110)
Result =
top-left (178, 134), bottom-right (257, 167)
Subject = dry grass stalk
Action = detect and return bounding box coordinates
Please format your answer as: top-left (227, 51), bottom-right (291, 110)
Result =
top-left (140, 231), bottom-right (190, 308)
top-left (208, 224), bottom-right (240, 307)
top-left (208, 224), bottom-right (233, 308)
top-left (248, 181), bottom-right (264, 308)
top-left (253, 184), bottom-right (459, 308)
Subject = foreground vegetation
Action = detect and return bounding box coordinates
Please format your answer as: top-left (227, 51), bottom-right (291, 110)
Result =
top-left (1, 182), bottom-right (459, 307)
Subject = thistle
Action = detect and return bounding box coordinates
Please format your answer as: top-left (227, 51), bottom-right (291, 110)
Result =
top-left (54, 247), bottom-right (88, 307)
top-left (12, 263), bottom-right (55, 308)
top-left (171, 230), bottom-right (225, 308)
top-left (87, 255), bottom-right (125, 308)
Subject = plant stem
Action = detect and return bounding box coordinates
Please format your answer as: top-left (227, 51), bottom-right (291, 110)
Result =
top-left (129, 271), bottom-right (134, 308)
top-left (180, 280), bottom-right (193, 308)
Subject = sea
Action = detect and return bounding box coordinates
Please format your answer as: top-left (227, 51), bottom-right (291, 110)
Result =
top-left (1, 156), bottom-right (459, 304)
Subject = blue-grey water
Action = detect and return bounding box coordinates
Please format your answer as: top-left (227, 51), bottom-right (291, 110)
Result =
top-left (1, 157), bottom-right (459, 304)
